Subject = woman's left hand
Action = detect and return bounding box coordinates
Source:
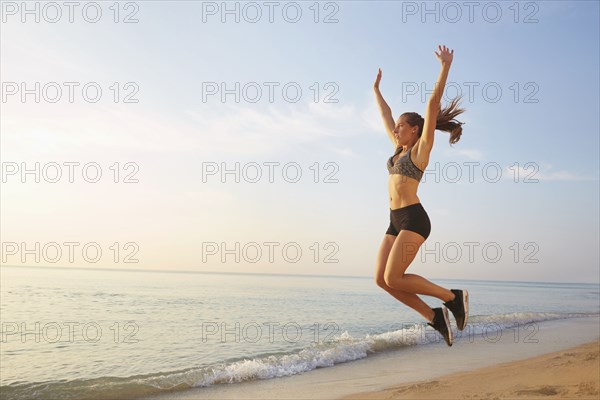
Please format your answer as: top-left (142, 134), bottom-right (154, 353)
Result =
top-left (434, 45), bottom-right (454, 65)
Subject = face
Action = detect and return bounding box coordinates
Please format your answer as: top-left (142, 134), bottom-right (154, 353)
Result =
top-left (392, 116), bottom-right (418, 146)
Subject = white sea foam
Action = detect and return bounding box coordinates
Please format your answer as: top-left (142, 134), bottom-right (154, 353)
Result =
top-left (189, 311), bottom-right (597, 388)
top-left (4, 312), bottom-right (597, 400)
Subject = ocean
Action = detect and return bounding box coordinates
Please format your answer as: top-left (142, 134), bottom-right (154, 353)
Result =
top-left (1, 266), bottom-right (599, 400)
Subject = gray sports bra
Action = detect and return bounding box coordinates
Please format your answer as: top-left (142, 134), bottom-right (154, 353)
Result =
top-left (387, 146), bottom-right (424, 181)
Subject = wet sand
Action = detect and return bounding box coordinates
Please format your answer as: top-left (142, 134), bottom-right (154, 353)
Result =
top-left (343, 339), bottom-right (600, 400)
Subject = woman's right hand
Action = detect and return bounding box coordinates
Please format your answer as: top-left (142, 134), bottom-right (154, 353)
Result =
top-left (373, 68), bottom-right (382, 91)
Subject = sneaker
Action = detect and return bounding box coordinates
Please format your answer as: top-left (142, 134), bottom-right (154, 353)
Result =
top-left (427, 307), bottom-right (453, 346)
top-left (444, 289), bottom-right (469, 331)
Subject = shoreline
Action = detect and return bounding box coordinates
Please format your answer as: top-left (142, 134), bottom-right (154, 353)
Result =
top-left (342, 338), bottom-right (600, 400)
top-left (141, 316), bottom-right (600, 400)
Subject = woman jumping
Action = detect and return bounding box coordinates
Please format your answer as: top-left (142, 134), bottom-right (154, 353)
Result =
top-left (373, 45), bottom-right (468, 347)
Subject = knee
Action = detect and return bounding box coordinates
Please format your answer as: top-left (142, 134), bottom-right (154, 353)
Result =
top-left (384, 273), bottom-right (406, 290)
top-left (375, 275), bottom-right (388, 290)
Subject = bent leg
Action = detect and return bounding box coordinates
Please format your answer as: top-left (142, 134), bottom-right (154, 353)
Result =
top-left (384, 230), bottom-right (454, 302)
top-left (375, 234), bottom-right (435, 322)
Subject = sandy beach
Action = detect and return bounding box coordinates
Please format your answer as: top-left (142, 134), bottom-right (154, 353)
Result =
top-left (343, 339), bottom-right (600, 400)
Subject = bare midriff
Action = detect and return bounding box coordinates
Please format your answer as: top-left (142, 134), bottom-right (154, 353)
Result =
top-left (388, 175), bottom-right (421, 209)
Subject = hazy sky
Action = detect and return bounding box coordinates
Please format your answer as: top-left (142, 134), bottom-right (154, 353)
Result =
top-left (1, 1), bottom-right (599, 283)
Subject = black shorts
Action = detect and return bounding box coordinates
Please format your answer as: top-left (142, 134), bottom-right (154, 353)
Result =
top-left (385, 203), bottom-right (431, 240)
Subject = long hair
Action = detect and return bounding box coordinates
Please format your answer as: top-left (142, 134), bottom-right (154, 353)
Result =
top-left (401, 95), bottom-right (466, 145)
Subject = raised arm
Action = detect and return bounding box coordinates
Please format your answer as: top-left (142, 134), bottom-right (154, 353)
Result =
top-left (420, 45), bottom-right (454, 153)
top-left (373, 68), bottom-right (398, 147)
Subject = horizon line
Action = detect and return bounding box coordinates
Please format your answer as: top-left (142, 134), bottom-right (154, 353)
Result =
top-left (1, 264), bottom-right (599, 286)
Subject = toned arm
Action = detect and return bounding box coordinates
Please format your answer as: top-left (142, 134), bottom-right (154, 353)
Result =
top-left (373, 68), bottom-right (398, 147)
top-left (420, 46), bottom-right (454, 154)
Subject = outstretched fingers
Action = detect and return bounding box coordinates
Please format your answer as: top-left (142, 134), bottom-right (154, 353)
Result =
top-left (434, 44), bottom-right (454, 64)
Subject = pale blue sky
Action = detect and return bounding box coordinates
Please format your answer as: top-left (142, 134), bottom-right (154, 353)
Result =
top-left (1, 1), bottom-right (598, 283)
